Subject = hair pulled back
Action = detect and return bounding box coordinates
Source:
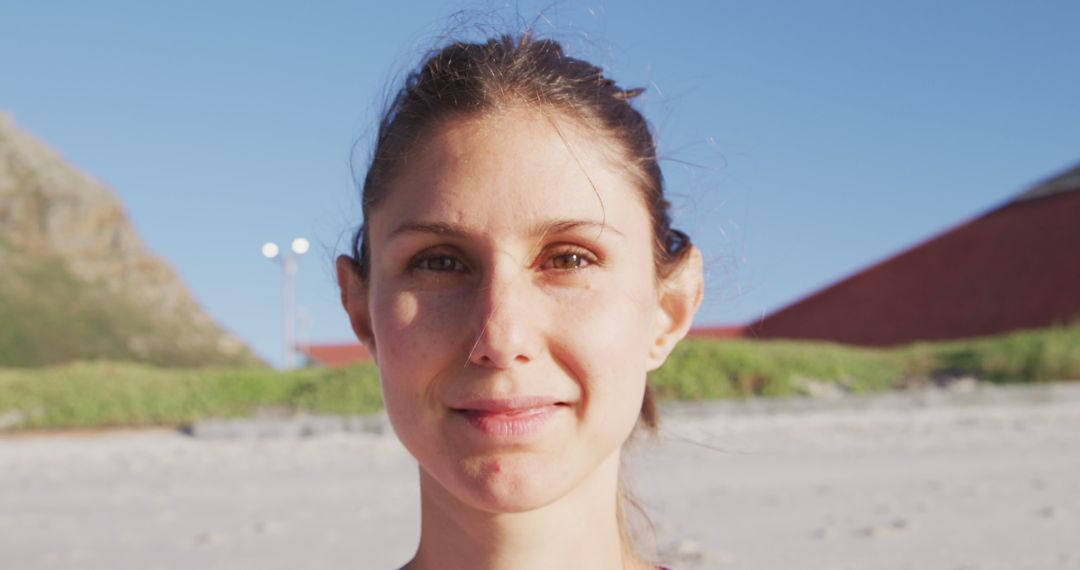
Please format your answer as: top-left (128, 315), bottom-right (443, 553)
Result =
top-left (351, 32), bottom-right (692, 430)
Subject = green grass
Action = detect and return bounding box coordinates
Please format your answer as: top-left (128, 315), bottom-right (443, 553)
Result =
top-left (1, 323), bottom-right (1077, 431)
top-left (649, 338), bottom-right (905, 399)
top-left (901, 324), bottom-right (1080, 384)
top-left (650, 323), bottom-right (1080, 400)
top-left (0, 361), bottom-right (382, 430)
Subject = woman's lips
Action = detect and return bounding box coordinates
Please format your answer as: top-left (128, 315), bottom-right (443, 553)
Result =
top-left (451, 398), bottom-right (570, 438)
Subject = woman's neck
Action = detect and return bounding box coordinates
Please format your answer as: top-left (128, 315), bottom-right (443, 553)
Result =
top-left (403, 451), bottom-right (653, 570)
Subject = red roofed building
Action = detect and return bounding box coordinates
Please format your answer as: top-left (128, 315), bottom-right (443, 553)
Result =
top-left (746, 161), bottom-right (1080, 346)
top-left (297, 343), bottom-right (371, 368)
top-left (687, 325), bottom-right (746, 340)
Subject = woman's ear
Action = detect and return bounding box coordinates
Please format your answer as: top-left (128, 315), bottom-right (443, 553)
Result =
top-left (335, 255), bottom-right (377, 361)
top-left (647, 246), bottom-right (704, 371)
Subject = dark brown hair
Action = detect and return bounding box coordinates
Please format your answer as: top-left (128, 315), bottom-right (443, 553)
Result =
top-left (350, 32), bottom-right (692, 430)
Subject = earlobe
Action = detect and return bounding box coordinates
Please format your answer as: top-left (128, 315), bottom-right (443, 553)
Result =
top-left (647, 246), bottom-right (704, 371)
top-left (335, 255), bottom-right (377, 360)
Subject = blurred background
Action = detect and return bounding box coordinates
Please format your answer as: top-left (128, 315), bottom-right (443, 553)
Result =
top-left (2, 2), bottom-right (1080, 569)
top-left (3, 0), bottom-right (1078, 368)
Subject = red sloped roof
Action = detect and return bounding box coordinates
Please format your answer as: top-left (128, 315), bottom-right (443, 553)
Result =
top-left (746, 167), bottom-right (1080, 346)
top-left (687, 325), bottom-right (746, 340)
top-left (297, 343), bottom-right (371, 368)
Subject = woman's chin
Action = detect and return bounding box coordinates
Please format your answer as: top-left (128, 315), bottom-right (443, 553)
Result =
top-left (428, 454), bottom-right (572, 514)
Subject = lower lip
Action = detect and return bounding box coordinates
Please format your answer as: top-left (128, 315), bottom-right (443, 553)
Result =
top-left (455, 405), bottom-right (564, 437)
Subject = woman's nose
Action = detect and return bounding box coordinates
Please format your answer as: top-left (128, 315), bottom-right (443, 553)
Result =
top-left (465, 263), bottom-right (539, 369)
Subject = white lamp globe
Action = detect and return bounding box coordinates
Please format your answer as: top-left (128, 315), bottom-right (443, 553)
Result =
top-left (261, 242), bottom-right (280, 259)
top-left (291, 237), bottom-right (310, 255)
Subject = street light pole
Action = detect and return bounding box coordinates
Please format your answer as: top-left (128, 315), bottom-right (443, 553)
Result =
top-left (262, 237), bottom-right (310, 369)
top-left (282, 254), bottom-right (297, 369)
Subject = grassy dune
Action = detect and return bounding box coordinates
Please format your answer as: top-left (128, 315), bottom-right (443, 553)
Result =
top-left (0, 362), bottom-right (382, 430)
top-left (651, 323), bottom-right (1080, 399)
top-left (0, 240), bottom-right (262, 368)
top-left (1, 324), bottom-right (1078, 431)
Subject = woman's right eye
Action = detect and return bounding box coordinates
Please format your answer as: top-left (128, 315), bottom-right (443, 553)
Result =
top-left (410, 254), bottom-right (467, 273)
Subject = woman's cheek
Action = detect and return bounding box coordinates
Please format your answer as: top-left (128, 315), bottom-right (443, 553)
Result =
top-left (550, 280), bottom-right (654, 390)
top-left (555, 295), bottom-right (649, 450)
top-left (373, 291), bottom-right (444, 411)
top-left (376, 287), bottom-right (465, 362)
top-left (555, 271), bottom-right (655, 344)
top-left (374, 290), bottom-right (453, 453)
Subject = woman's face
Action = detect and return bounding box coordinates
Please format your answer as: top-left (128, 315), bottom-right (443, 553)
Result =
top-left (357, 107), bottom-right (667, 513)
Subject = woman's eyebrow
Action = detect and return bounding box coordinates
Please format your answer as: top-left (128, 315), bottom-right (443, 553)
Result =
top-left (534, 219), bottom-right (624, 239)
top-left (389, 219), bottom-right (624, 240)
top-left (389, 221), bottom-right (466, 239)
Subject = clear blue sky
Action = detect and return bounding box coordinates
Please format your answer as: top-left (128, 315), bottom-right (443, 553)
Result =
top-left (3, 1), bottom-right (1078, 367)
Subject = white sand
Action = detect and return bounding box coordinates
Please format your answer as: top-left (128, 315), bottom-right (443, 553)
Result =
top-left (3, 384), bottom-right (1080, 570)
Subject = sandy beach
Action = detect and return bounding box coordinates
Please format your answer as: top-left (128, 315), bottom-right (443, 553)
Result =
top-left (3, 383), bottom-right (1079, 570)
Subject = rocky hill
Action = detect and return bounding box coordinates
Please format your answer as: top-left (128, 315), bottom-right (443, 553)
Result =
top-left (0, 112), bottom-right (262, 367)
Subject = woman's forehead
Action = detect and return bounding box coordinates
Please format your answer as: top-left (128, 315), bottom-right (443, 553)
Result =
top-left (371, 107), bottom-right (651, 239)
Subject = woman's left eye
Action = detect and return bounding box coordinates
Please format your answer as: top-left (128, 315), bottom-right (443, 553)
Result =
top-left (542, 250), bottom-right (594, 271)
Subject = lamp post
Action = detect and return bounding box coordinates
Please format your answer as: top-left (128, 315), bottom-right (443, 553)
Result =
top-left (262, 237), bottom-right (310, 369)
